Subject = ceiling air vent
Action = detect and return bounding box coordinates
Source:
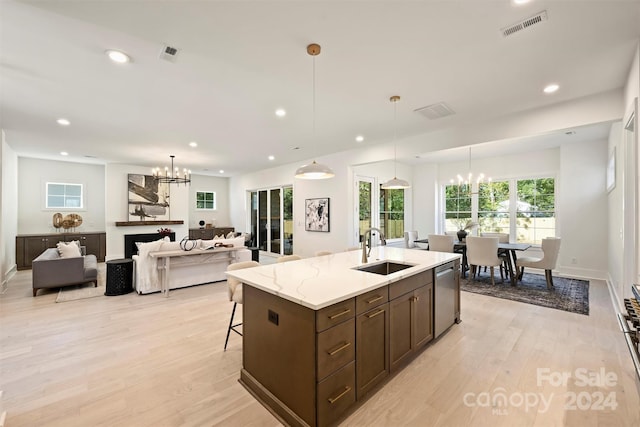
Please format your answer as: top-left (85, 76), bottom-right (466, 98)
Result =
top-left (414, 102), bottom-right (456, 120)
top-left (159, 45), bottom-right (180, 63)
top-left (501, 10), bottom-right (548, 37)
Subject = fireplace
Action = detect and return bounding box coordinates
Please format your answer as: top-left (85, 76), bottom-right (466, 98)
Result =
top-left (124, 232), bottom-right (175, 259)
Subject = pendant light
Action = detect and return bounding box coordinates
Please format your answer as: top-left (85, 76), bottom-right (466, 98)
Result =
top-left (381, 95), bottom-right (410, 189)
top-left (295, 43), bottom-right (335, 180)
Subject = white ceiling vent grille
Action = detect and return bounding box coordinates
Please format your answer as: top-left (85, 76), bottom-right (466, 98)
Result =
top-left (501, 10), bottom-right (548, 37)
top-left (414, 102), bottom-right (456, 120)
top-left (159, 45), bottom-right (180, 63)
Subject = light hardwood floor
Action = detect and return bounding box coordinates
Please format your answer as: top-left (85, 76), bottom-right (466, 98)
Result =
top-left (1, 266), bottom-right (639, 426)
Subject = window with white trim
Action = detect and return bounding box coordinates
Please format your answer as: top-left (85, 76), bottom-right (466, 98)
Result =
top-left (196, 191), bottom-right (216, 210)
top-left (443, 176), bottom-right (556, 244)
top-left (46, 182), bottom-right (83, 209)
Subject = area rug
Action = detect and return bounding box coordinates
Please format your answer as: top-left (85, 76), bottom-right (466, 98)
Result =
top-left (461, 272), bottom-right (589, 315)
top-left (55, 283), bottom-right (105, 303)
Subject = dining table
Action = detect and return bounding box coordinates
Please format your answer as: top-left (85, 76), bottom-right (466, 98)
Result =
top-left (414, 238), bottom-right (531, 285)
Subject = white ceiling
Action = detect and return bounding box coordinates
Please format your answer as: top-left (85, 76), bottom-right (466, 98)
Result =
top-left (1, 0), bottom-right (639, 176)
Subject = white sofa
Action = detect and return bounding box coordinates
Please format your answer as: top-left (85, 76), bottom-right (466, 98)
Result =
top-left (132, 236), bottom-right (251, 294)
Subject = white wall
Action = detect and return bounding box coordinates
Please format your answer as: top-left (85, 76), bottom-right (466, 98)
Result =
top-left (105, 164), bottom-right (189, 259)
top-left (1, 131), bottom-right (19, 290)
top-left (188, 174), bottom-right (231, 228)
top-left (17, 158), bottom-right (105, 234)
top-left (559, 139), bottom-right (609, 279)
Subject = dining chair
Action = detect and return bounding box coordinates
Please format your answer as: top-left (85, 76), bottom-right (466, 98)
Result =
top-left (404, 230), bottom-right (428, 250)
top-left (516, 237), bottom-right (562, 289)
top-left (404, 231), bottom-right (418, 248)
top-left (224, 260), bottom-right (260, 351)
top-left (480, 232), bottom-right (510, 277)
top-left (427, 234), bottom-right (455, 252)
top-left (465, 236), bottom-right (505, 286)
top-left (277, 254), bottom-right (302, 263)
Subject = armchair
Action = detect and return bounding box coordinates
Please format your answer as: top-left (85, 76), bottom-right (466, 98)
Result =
top-left (32, 247), bottom-right (98, 297)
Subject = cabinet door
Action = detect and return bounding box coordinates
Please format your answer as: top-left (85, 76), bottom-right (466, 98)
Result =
top-left (356, 302), bottom-right (389, 399)
top-left (412, 284), bottom-right (433, 349)
top-left (389, 292), bottom-right (413, 372)
top-left (23, 236), bottom-right (57, 268)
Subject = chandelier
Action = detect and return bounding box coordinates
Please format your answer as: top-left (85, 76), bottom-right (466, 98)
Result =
top-left (152, 155), bottom-right (191, 185)
top-left (450, 146), bottom-right (490, 194)
top-left (295, 43), bottom-right (335, 180)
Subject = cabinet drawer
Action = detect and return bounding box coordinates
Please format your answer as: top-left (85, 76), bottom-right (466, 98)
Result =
top-left (356, 287), bottom-right (388, 315)
top-left (317, 361), bottom-right (356, 427)
top-left (317, 318), bottom-right (355, 381)
top-left (316, 299), bottom-right (355, 332)
top-left (389, 270), bottom-right (433, 300)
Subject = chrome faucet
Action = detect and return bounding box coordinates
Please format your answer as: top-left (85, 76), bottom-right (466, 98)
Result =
top-left (361, 227), bottom-right (386, 263)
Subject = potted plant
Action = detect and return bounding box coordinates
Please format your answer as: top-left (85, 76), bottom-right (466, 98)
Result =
top-left (157, 227), bottom-right (173, 237)
top-left (453, 220), bottom-right (477, 242)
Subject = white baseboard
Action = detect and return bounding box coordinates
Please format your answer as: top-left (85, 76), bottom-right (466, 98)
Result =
top-left (1, 264), bottom-right (17, 294)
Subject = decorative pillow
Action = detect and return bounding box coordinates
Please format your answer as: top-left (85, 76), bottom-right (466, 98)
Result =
top-left (160, 241), bottom-right (182, 251)
top-left (57, 241), bottom-right (82, 258)
top-left (136, 239), bottom-right (165, 259)
top-left (213, 234), bottom-right (223, 240)
top-left (226, 231), bottom-right (235, 239)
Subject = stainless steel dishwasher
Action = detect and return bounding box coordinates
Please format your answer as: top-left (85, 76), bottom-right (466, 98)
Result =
top-left (435, 262), bottom-right (457, 338)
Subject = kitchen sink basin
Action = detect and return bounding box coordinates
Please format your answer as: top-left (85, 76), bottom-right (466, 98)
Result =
top-left (354, 261), bottom-right (415, 276)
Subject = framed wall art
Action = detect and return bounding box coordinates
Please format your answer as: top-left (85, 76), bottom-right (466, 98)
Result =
top-left (305, 198), bottom-right (330, 232)
top-left (127, 174), bottom-right (171, 221)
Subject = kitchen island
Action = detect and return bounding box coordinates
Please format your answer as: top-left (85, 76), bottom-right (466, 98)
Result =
top-left (226, 247), bottom-right (461, 427)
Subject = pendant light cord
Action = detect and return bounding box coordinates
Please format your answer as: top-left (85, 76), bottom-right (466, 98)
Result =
top-left (393, 98), bottom-right (397, 178)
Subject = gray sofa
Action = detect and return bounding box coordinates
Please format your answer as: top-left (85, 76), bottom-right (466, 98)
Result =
top-left (32, 248), bottom-right (98, 297)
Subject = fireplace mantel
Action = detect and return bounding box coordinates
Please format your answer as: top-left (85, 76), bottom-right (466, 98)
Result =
top-left (115, 220), bottom-right (184, 227)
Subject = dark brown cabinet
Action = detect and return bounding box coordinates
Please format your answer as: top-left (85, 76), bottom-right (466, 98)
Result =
top-left (241, 267), bottom-right (442, 427)
top-left (389, 271), bottom-right (434, 372)
top-left (16, 232), bottom-right (106, 270)
top-left (188, 227), bottom-right (234, 240)
top-left (356, 301), bottom-right (389, 398)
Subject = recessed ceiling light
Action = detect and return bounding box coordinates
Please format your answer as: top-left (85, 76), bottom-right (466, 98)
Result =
top-left (268, 155), bottom-right (275, 161)
top-left (275, 109), bottom-right (286, 117)
top-left (219, 169), bottom-right (224, 174)
top-left (189, 141), bottom-right (198, 147)
top-left (355, 135), bottom-right (364, 142)
top-left (56, 118), bottom-right (70, 126)
top-left (105, 49), bottom-right (130, 64)
top-left (543, 83), bottom-right (559, 94)
top-left (60, 151), bottom-right (68, 156)
top-left (513, 0), bottom-right (531, 5)
top-left (291, 146), bottom-right (300, 150)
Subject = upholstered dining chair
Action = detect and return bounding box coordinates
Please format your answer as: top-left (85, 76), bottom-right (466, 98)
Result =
top-left (480, 232), bottom-right (510, 277)
top-left (277, 254), bottom-right (302, 263)
top-left (427, 234), bottom-right (455, 253)
top-left (404, 230), bottom-right (428, 250)
top-left (466, 236), bottom-right (505, 286)
top-left (224, 260), bottom-right (260, 351)
top-left (516, 237), bottom-right (562, 289)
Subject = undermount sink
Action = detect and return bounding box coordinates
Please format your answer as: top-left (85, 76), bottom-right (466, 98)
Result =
top-left (354, 261), bottom-right (415, 276)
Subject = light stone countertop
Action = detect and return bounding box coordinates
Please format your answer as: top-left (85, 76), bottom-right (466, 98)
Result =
top-left (225, 246), bottom-right (461, 310)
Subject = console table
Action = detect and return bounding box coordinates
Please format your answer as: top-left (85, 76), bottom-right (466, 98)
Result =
top-left (150, 247), bottom-right (243, 297)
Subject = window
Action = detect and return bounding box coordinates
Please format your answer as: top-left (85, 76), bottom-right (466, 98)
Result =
top-left (443, 176), bottom-right (556, 244)
top-left (379, 187), bottom-right (404, 239)
top-left (46, 182), bottom-right (83, 209)
top-left (444, 183), bottom-right (471, 232)
top-left (516, 178), bottom-right (555, 244)
top-left (478, 180), bottom-right (510, 234)
top-left (196, 191), bottom-right (216, 210)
